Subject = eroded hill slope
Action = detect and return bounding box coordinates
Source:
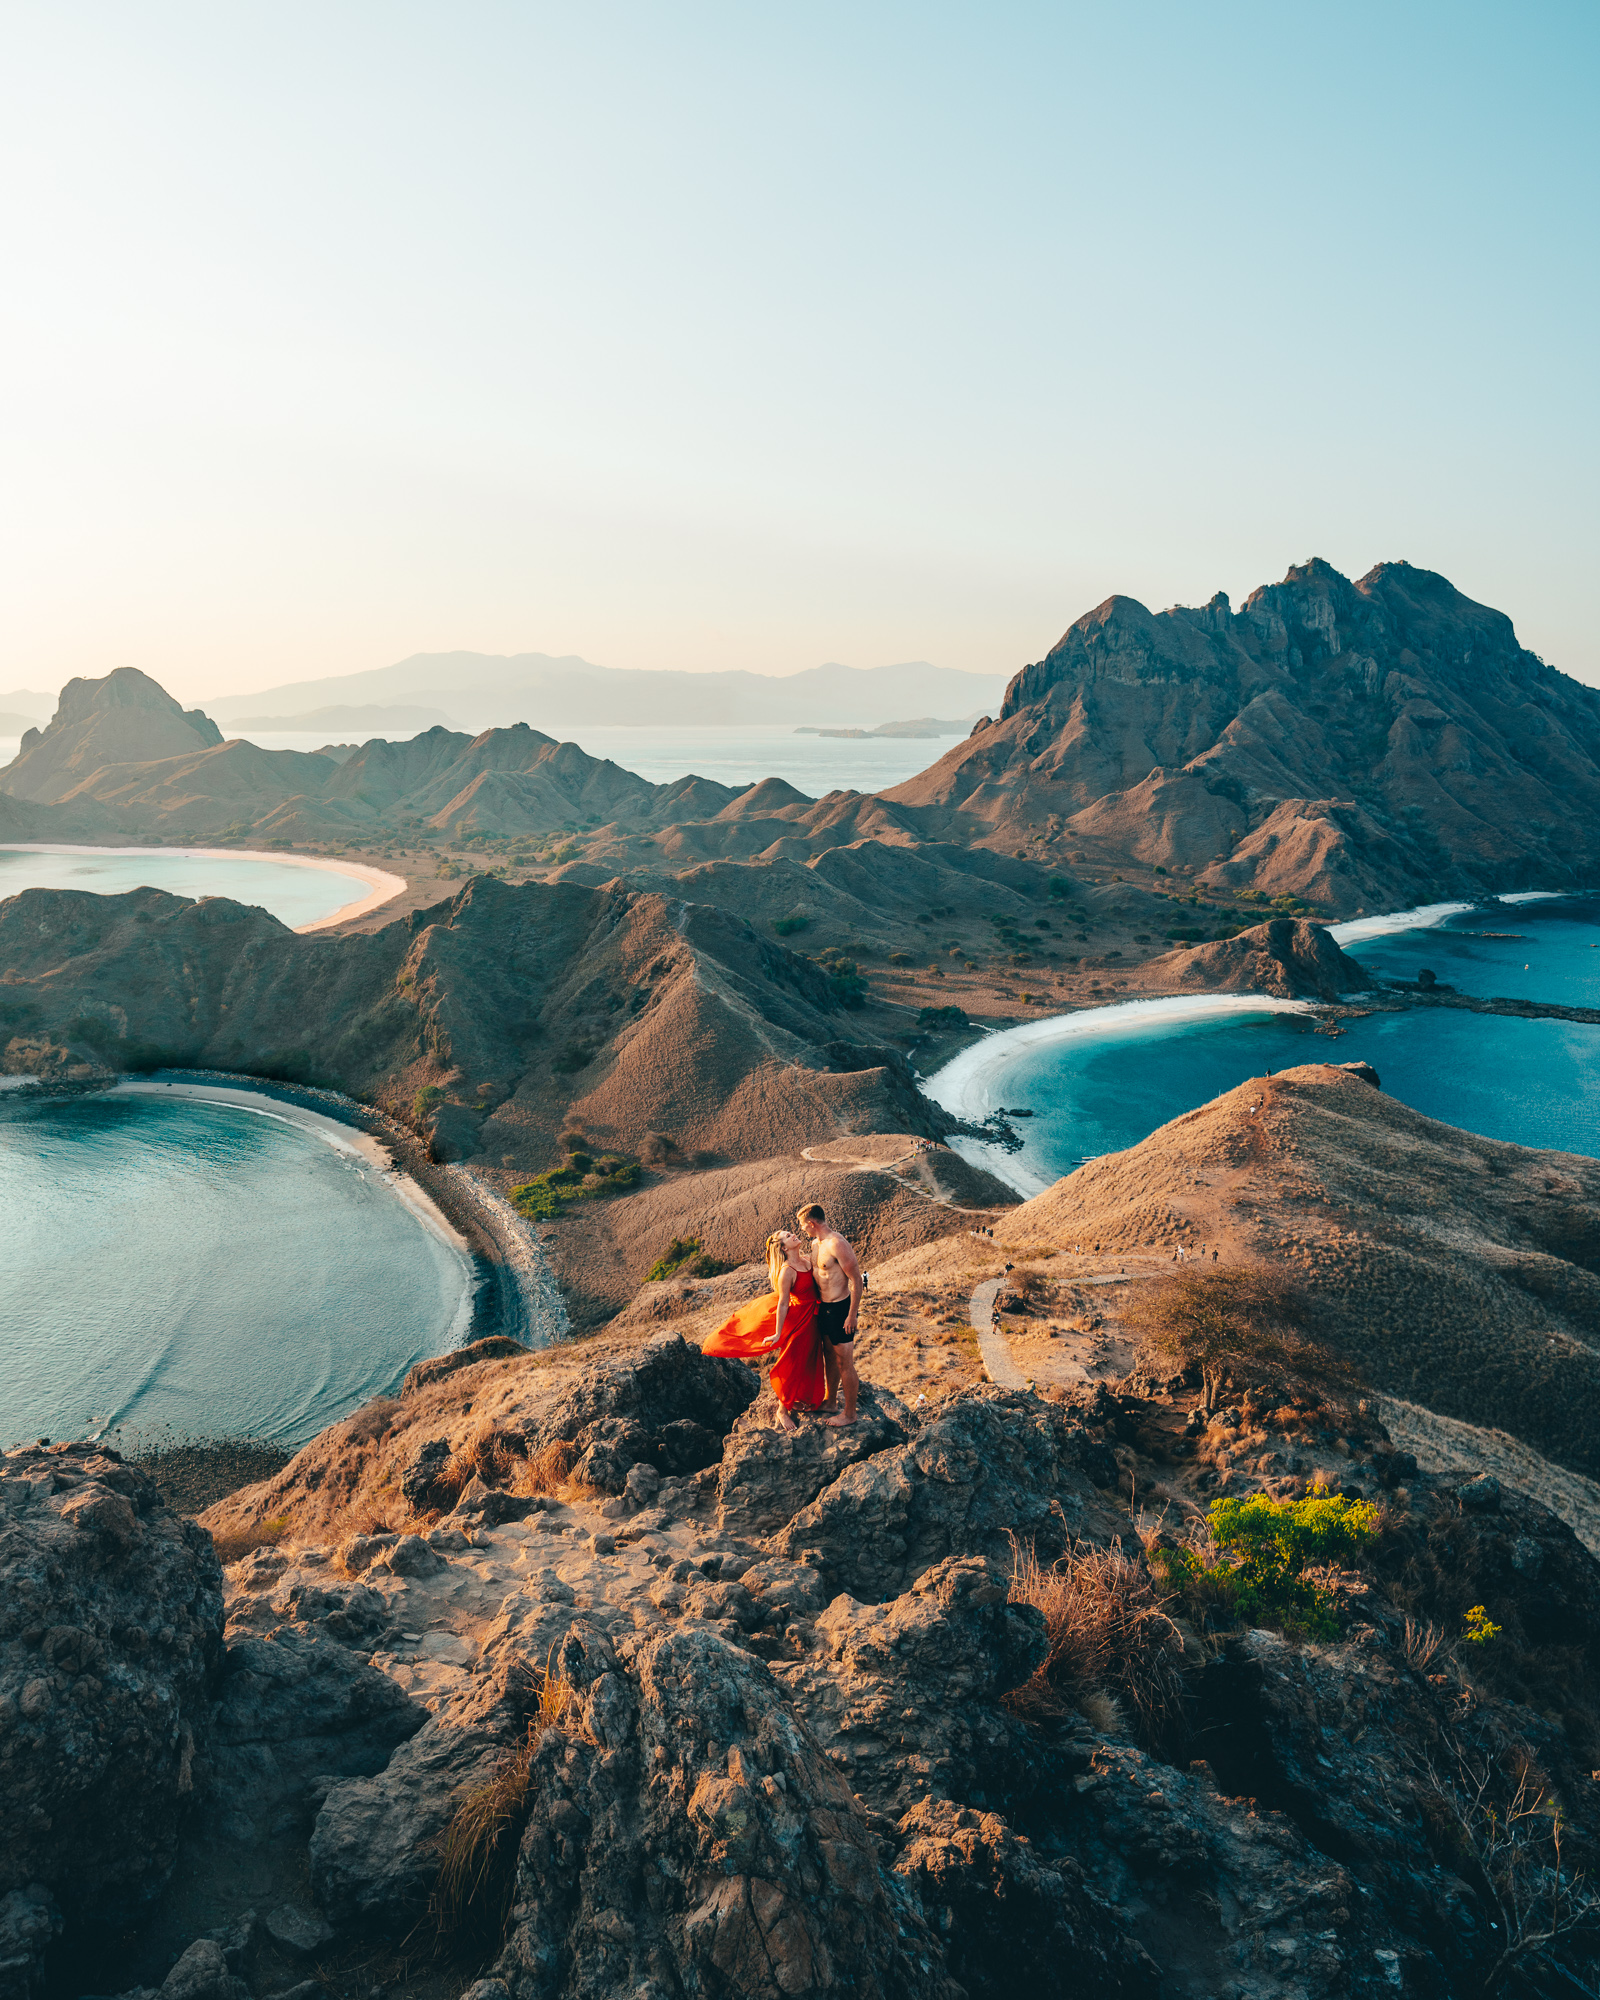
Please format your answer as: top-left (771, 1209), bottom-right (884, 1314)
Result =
top-left (997, 1061), bottom-right (1600, 1478)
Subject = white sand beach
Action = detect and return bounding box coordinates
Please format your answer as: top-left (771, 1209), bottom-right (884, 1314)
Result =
top-left (0, 842), bottom-right (405, 931)
top-left (922, 993), bottom-right (1314, 1195)
top-left (1329, 889), bottom-right (1567, 946)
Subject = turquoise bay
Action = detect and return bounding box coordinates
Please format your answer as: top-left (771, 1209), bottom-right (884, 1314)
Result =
top-left (932, 896), bottom-right (1600, 1190)
top-left (0, 1092), bottom-right (473, 1449)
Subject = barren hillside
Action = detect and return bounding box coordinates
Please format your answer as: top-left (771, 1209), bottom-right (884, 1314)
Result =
top-left (996, 1060), bottom-right (1600, 1478)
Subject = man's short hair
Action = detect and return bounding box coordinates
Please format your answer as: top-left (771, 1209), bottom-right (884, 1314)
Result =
top-left (797, 1202), bottom-right (825, 1224)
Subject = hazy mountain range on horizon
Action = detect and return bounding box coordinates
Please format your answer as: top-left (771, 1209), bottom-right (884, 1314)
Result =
top-left (200, 653), bottom-right (1010, 735)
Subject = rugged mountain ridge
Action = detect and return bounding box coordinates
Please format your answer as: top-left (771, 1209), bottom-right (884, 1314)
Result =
top-left (0, 875), bottom-right (935, 1161)
top-left (11, 562), bottom-right (1593, 923)
top-left (887, 560), bottom-right (1600, 912)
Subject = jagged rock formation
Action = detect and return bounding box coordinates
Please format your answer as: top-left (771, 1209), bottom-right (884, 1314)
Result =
top-left (12, 1193), bottom-right (1599, 2000)
top-left (87, 1323), bottom-right (1591, 2000)
top-left (886, 560), bottom-right (1600, 912)
top-left (0, 1442), bottom-right (225, 1993)
top-left (3, 670), bottom-right (222, 805)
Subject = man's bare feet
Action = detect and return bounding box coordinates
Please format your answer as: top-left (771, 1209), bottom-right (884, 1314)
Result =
top-left (775, 1406), bottom-right (799, 1434)
top-left (817, 1400), bottom-right (839, 1416)
top-left (821, 1413), bottom-right (857, 1428)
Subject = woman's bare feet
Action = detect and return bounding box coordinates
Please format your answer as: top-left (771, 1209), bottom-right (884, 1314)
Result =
top-left (775, 1406), bottom-right (800, 1434)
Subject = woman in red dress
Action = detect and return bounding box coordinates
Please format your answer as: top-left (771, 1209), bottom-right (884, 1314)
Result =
top-left (703, 1230), bottom-right (826, 1431)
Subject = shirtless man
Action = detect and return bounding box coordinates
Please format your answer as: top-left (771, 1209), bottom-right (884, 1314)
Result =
top-left (797, 1202), bottom-right (863, 1428)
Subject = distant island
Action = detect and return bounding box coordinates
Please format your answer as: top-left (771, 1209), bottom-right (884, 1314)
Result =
top-left (796, 714), bottom-right (982, 738)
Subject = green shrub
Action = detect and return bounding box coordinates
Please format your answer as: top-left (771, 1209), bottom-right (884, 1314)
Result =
top-left (1462, 1603), bottom-right (1501, 1645)
top-left (918, 1005), bottom-right (967, 1029)
top-left (510, 1153), bottom-right (638, 1222)
top-left (1152, 1488), bottom-right (1380, 1639)
top-left (811, 950), bottom-right (866, 1007)
top-left (1048, 876), bottom-right (1072, 897)
top-left (645, 1235), bottom-right (735, 1283)
top-left (413, 1084), bottom-right (445, 1124)
top-left (772, 914), bottom-right (810, 936)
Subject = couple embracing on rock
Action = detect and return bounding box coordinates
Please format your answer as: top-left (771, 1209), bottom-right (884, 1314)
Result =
top-left (703, 1202), bottom-right (863, 1432)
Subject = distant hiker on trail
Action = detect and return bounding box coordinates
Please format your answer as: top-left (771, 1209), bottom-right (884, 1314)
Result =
top-left (798, 1202), bottom-right (864, 1428)
top-left (703, 1230), bottom-right (826, 1432)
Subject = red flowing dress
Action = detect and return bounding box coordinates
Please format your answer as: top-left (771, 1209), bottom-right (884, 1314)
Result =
top-left (703, 1269), bottom-right (827, 1411)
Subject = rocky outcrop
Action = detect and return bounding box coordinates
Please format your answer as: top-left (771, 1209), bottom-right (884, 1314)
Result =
top-left (1143, 916), bottom-right (1372, 1000)
top-left (206, 1623), bottom-right (424, 1849)
top-left (771, 1387), bottom-right (1114, 1601)
top-left (779, 1556), bottom-right (1046, 1815)
top-left (485, 1621), bottom-right (960, 2000)
top-left (19, 1318), bottom-right (1600, 1998)
top-left (715, 1384), bottom-right (912, 1539)
top-left (893, 1800), bottom-right (1159, 1999)
top-left (0, 668), bottom-right (223, 806)
top-left (519, 1330), bottom-right (760, 1492)
top-left (0, 1441), bottom-right (223, 1980)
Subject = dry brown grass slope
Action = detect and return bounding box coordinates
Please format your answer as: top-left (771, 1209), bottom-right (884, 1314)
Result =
top-left (0, 874), bottom-right (935, 1171)
top-left (994, 1062), bottom-right (1600, 1479)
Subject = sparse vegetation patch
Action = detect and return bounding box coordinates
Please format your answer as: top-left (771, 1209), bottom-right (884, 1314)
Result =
top-left (510, 1152), bottom-right (640, 1220)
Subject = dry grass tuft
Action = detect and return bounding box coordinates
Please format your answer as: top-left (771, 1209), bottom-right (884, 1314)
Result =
top-left (512, 1440), bottom-right (579, 1497)
top-left (210, 1513), bottom-right (290, 1566)
top-left (1403, 1617), bottom-right (1448, 1674)
top-left (465, 1420), bottom-right (526, 1487)
top-left (342, 1398), bottom-right (399, 1446)
top-left (1122, 1268), bottom-right (1353, 1401)
top-left (1005, 1536), bottom-right (1188, 1747)
top-left (432, 1665), bottom-right (588, 1944)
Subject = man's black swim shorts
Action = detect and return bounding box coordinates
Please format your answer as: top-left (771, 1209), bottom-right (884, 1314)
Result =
top-left (816, 1298), bottom-right (853, 1346)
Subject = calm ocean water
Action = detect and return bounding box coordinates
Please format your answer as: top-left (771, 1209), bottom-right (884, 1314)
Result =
top-left (233, 722), bottom-right (959, 796)
top-left (0, 846), bottom-right (374, 928)
top-left (0, 1094), bottom-right (473, 1449)
top-left (967, 895), bottom-right (1600, 1186)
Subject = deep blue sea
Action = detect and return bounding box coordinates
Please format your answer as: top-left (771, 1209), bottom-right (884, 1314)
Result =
top-left (935, 895), bottom-right (1600, 1189)
top-left (0, 1093), bottom-right (472, 1449)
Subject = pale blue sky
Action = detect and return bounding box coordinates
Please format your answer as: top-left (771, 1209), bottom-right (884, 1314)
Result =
top-left (2, 2), bottom-right (1595, 699)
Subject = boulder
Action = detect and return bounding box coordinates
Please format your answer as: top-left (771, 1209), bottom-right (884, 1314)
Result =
top-left (0, 1442), bottom-right (224, 1929)
top-left (524, 1331), bottom-right (759, 1461)
top-left (893, 1800), bottom-right (1159, 1999)
top-left (154, 1937), bottom-right (250, 2000)
top-left (0, 1885), bottom-right (60, 2000)
top-left (716, 1385), bottom-right (912, 1540)
top-left (488, 1622), bottom-right (959, 2000)
top-left (569, 1417), bottom-right (653, 1496)
top-left (771, 1387), bottom-right (1108, 1602)
top-left (310, 1648), bottom-right (534, 1921)
top-left (652, 1417), bottom-right (723, 1476)
top-left (781, 1557), bottom-right (1045, 1815)
top-left (399, 1438), bottom-right (453, 1511)
top-left (206, 1626), bottom-right (424, 1843)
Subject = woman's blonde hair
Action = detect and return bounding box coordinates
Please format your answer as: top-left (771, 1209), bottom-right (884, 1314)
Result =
top-left (765, 1231), bottom-right (788, 1294)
